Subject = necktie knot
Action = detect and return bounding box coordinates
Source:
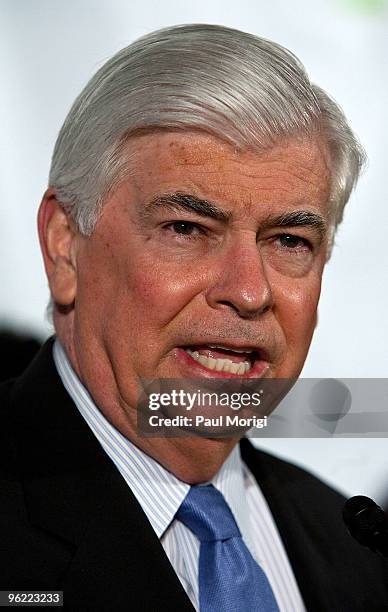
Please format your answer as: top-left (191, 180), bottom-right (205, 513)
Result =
top-left (176, 484), bottom-right (241, 542)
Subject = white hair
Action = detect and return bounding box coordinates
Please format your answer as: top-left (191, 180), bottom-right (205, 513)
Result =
top-left (49, 23), bottom-right (365, 236)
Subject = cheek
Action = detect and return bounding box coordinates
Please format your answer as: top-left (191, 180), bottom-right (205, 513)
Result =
top-left (121, 261), bottom-right (205, 328)
top-left (275, 275), bottom-right (321, 343)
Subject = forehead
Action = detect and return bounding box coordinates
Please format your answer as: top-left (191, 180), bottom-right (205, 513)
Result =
top-left (125, 131), bottom-right (332, 214)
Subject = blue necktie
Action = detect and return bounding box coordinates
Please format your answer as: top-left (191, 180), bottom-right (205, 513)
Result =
top-left (176, 484), bottom-right (280, 612)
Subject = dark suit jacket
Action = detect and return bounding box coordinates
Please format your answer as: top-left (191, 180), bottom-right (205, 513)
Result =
top-left (1, 338), bottom-right (387, 611)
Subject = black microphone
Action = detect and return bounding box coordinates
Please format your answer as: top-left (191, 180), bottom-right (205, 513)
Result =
top-left (343, 495), bottom-right (388, 558)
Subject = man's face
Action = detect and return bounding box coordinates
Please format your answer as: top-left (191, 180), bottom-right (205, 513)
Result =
top-left (68, 132), bottom-right (331, 416)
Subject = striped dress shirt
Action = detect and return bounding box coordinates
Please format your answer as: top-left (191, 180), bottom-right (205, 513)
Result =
top-left (53, 339), bottom-right (305, 611)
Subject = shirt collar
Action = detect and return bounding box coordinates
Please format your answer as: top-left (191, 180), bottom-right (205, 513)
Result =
top-left (53, 338), bottom-right (251, 541)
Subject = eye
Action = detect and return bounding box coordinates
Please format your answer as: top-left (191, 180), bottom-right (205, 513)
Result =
top-left (171, 221), bottom-right (199, 235)
top-left (163, 221), bottom-right (206, 238)
top-left (277, 234), bottom-right (310, 250)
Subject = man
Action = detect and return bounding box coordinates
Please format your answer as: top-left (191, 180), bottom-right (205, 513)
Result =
top-left (1, 24), bottom-right (387, 611)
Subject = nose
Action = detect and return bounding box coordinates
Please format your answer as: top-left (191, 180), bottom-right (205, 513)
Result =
top-left (205, 239), bottom-right (273, 319)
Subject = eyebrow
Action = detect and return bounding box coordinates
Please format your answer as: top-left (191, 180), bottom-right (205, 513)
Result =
top-left (261, 211), bottom-right (328, 238)
top-left (142, 191), bottom-right (327, 237)
top-left (142, 192), bottom-right (231, 222)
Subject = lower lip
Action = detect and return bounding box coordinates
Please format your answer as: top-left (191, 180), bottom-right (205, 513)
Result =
top-left (175, 348), bottom-right (270, 378)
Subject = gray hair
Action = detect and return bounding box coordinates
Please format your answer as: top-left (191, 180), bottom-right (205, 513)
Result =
top-left (49, 23), bottom-right (365, 237)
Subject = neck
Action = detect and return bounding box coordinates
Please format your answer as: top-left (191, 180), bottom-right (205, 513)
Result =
top-left (54, 329), bottom-right (241, 484)
top-left (127, 435), bottom-right (240, 484)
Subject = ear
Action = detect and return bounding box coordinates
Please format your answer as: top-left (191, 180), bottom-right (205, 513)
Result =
top-left (37, 188), bottom-right (78, 306)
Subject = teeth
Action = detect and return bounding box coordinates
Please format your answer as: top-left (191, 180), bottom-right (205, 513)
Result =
top-left (208, 344), bottom-right (254, 353)
top-left (223, 361), bottom-right (232, 373)
top-left (237, 362), bottom-right (246, 375)
top-left (207, 357), bottom-right (217, 369)
top-left (186, 349), bottom-right (251, 374)
top-left (197, 355), bottom-right (208, 367)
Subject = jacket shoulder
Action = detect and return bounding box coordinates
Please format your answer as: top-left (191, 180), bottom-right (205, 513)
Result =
top-left (241, 438), bottom-right (388, 610)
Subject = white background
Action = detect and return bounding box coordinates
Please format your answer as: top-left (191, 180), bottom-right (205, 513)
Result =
top-left (1, 0), bottom-right (387, 502)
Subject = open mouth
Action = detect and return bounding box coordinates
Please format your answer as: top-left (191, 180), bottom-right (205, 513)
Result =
top-left (182, 344), bottom-right (261, 375)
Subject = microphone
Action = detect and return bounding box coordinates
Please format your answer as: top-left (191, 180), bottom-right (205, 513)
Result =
top-left (343, 495), bottom-right (388, 558)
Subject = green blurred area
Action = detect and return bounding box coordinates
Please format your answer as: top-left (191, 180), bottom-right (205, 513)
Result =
top-left (341, 0), bottom-right (387, 14)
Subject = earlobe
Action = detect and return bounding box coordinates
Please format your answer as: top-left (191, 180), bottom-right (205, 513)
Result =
top-left (38, 189), bottom-right (78, 306)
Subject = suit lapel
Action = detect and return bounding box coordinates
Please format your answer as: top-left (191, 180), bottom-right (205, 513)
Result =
top-left (240, 438), bottom-right (358, 612)
top-left (61, 467), bottom-right (194, 610)
top-left (11, 339), bottom-right (194, 610)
